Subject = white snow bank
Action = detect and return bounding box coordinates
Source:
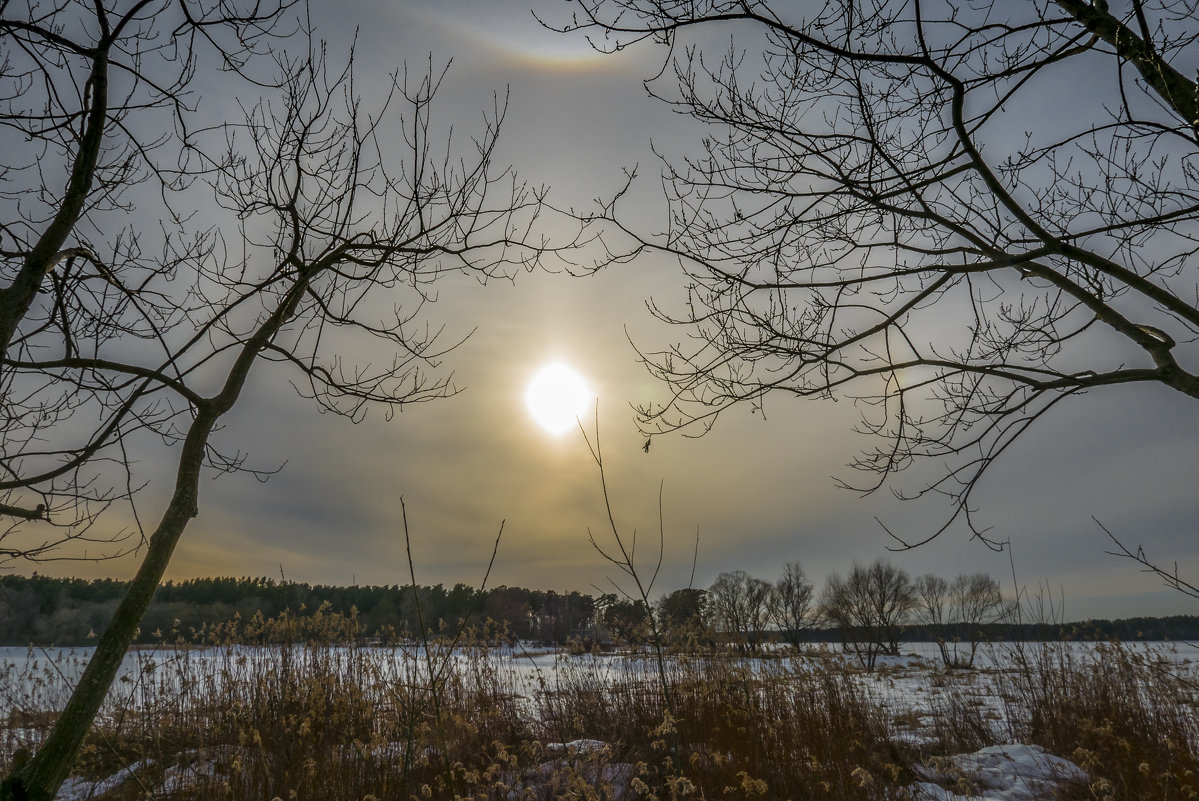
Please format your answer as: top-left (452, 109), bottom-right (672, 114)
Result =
top-left (545, 738), bottom-right (609, 756)
top-left (56, 759), bottom-right (154, 800)
top-left (912, 744), bottom-right (1087, 801)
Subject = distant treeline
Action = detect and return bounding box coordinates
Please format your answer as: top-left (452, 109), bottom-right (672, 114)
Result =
top-left (800, 618), bottom-right (1199, 645)
top-left (2, 573), bottom-right (1197, 648)
top-left (0, 574), bottom-right (599, 647)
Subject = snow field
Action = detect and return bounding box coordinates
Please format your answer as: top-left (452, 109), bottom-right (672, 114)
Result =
top-left (1, 640), bottom-right (1195, 799)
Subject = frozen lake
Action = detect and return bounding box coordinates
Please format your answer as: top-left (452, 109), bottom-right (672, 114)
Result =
top-left (4, 638), bottom-right (1196, 724)
top-left (3, 639), bottom-right (1196, 801)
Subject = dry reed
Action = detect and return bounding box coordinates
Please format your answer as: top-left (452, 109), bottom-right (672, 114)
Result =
top-left (2, 615), bottom-right (1197, 800)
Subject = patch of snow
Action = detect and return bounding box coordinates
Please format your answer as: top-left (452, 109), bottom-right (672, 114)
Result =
top-left (545, 738), bottom-right (609, 756)
top-left (912, 743), bottom-right (1087, 801)
top-left (158, 758), bottom-right (220, 795)
top-left (370, 741), bottom-right (407, 761)
top-left (893, 727), bottom-right (939, 748)
top-left (154, 746), bottom-right (246, 795)
top-left (3, 728), bottom-right (43, 744)
top-left (55, 759), bottom-right (154, 800)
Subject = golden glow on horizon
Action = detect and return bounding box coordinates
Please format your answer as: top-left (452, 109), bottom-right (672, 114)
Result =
top-left (526, 363), bottom-right (592, 436)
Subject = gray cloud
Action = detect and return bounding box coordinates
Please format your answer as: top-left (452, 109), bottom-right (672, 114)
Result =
top-left (26, 0), bottom-right (1199, 620)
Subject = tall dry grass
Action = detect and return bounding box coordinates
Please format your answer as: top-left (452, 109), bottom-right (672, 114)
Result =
top-left (2, 615), bottom-right (1198, 800)
top-left (999, 641), bottom-right (1199, 800)
top-left (535, 652), bottom-right (909, 800)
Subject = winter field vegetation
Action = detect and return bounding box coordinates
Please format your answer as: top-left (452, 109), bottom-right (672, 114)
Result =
top-left (2, 598), bottom-right (1199, 800)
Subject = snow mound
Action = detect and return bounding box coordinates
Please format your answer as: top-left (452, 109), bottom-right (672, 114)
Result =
top-left (56, 759), bottom-right (154, 800)
top-left (545, 738), bottom-right (609, 756)
top-left (913, 744), bottom-right (1087, 801)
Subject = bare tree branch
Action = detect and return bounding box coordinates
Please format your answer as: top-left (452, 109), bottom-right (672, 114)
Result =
top-left (554, 0), bottom-right (1199, 544)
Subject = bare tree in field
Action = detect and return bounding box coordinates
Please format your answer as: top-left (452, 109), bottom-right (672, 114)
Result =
top-left (0, 0), bottom-right (295, 561)
top-left (821, 559), bottom-right (915, 670)
top-left (555, 0), bottom-right (1199, 546)
top-left (1, 23), bottom-right (575, 801)
top-left (915, 573), bottom-right (1011, 668)
top-left (912, 573), bottom-right (951, 641)
top-left (770, 560), bottom-right (815, 650)
top-left (707, 569), bottom-right (772, 653)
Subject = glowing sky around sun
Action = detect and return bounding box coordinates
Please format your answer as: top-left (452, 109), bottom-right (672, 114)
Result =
top-left (14, 0), bottom-right (1199, 620)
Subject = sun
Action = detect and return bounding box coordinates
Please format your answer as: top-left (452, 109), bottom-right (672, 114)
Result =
top-left (526, 363), bottom-right (592, 435)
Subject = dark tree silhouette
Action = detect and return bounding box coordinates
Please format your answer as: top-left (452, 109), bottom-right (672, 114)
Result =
top-left (0, 18), bottom-right (579, 801)
top-left (707, 568), bottom-right (771, 653)
top-left (656, 586), bottom-right (708, 640)
top-left (821, 559), bottom-right (915, 670)
top-left (557, 0), bottom-right (1199, 544)
top-left (914, 572), bottom-right (1011, 668)
top-left (0, 0), bottom-right (297, 560)
top-left (771, 561), bottom-right (816, 650)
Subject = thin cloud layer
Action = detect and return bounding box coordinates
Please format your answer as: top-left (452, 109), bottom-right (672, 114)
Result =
top-left (21, 0), bottom-right (1199, 619)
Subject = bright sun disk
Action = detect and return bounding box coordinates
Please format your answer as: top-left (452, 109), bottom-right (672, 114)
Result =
top-left (526, 363), bottom-right (592, 435)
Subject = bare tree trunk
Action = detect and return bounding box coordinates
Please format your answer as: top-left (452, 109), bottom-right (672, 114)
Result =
top-left (0, 401), bottom-right (217, 800)
top-left (1, 444), bottom-right (203, 798)
top-left (1, 274), bottom-right (295, 800)
top-left (0, 18), bottom-right (541, 790)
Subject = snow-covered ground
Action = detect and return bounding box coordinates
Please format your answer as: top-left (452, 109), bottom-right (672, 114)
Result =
top-left (2, 640), bottom-right (1196, 800)
top-left (42, 742), bottom-right (1090, 801)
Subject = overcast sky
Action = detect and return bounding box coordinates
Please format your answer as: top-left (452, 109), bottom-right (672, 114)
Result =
top-left (23, 0), bottom-right (1199, 620)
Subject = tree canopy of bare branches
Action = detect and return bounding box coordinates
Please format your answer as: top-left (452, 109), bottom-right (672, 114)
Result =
top-left (559, 0), bottom-right (1199, 545)
top-left (707, 568), bottom-right (772, 652)
top-left (1, 5), bottom-right (579, 797)
top-left (914, 572), bottom-right (1011, 667)
top-left (821, 559), bottom-right (915, 670)
top-left (0, 0), bottom-right (298, 560)
top-left (770, 560), bottom-right (815, 650)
